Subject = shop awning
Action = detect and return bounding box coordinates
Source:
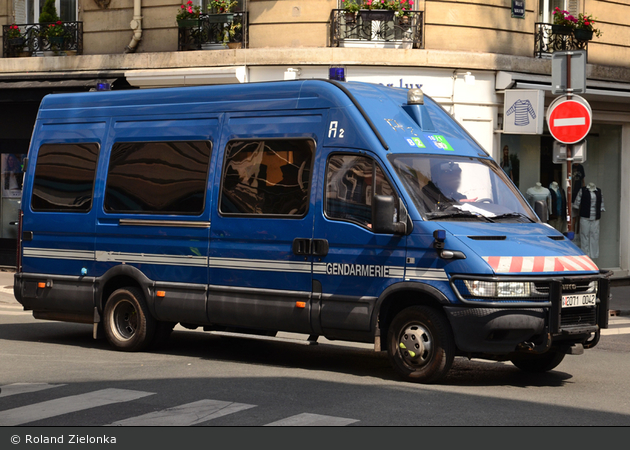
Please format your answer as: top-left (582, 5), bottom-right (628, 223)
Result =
top-left (124, 66), bottom-right (249, 88)
top-left (496, 71), bottom-right (630, 104)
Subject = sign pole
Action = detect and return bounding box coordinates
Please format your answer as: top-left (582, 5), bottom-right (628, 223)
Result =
top-left (566, 53), bottom-right (573, 233)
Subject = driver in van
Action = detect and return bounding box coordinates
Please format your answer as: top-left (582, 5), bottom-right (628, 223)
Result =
top-left (421, 161), bottom-right (466, 212)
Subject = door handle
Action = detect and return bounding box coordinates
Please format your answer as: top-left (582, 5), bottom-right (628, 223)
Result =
top-left (312, 239), bottom-right (329, 257)
top-left (292, 238), bottom-right (312, 256)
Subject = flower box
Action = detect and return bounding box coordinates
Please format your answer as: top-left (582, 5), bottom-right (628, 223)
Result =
top-left (177, 18), bottom-right (201, 28)
top-left (8, 37), bottom-right (25, 47)
top-left (359, 9), bottom-right (395, 21)
top-left (574, 29), bottom-right (593, 41)
top-left (551, 24), bottom-right (573, 36)
top-left (207, 13), bottom-right (234, 23)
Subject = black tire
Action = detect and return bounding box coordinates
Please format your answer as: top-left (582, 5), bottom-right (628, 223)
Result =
top-left (150, 321), bottom-right (176, 350)
top-left (510, 350), bottom-right (565, 373)
top-left (387, 306), bottom-right (455, 384)
top-left (103, 287), bottom-right (156, 352)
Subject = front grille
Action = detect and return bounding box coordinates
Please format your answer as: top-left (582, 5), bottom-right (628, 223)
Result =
top-left (534, 281), bottom-right (595, 295)
top-left (561, 307), bottom-right (597, 327)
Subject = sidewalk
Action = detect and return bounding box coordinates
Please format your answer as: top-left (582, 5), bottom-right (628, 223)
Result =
top-left (1, 268), bottom-right (629, 316)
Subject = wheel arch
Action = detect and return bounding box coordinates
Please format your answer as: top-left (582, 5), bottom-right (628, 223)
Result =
top-left (95, 265), bottom-right (154, 315)
top-left (373, 282), bottom-right (452, 352)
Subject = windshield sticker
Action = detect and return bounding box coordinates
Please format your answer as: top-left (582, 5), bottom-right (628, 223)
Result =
top-left (406, 137), bottom-right (425, 148)
top-left (428, 135), bottom-right (454, 151)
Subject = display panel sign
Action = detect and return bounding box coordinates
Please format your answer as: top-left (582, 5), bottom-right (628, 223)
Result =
top-left (503, 89), bottom-right (545, 135)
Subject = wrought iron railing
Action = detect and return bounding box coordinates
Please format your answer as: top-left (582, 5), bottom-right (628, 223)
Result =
top-left (534, 23), bottom-right (588, 59)
top-left (178, 12), bottom-right (248, 51)
top-left (2, 22), bottom-right (83, 57)
top-left (330, 9), bottom-right (423, 49)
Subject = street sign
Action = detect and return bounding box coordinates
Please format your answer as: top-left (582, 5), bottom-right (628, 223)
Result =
top-left (552, 140), bottom-right (587, 164)
top-left (551, 51), bottom-right (587, 95)
top-left (511, 0), bottom-right (525, 19)
top-left (546, 95), bottom-right (592, 144)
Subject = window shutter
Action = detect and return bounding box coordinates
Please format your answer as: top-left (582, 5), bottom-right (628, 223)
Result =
top-left (567, 0), bottom-right (579, 16)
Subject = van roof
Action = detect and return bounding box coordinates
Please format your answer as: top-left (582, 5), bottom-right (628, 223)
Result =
top-left (38, 80), bottom-right (489, 158)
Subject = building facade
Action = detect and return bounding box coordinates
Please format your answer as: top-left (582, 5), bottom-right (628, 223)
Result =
top-left (1, 0), bottom-right (629, 275)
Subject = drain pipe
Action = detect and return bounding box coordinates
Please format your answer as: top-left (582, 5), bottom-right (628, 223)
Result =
top-left (124, 0), bottom-right (142, 53)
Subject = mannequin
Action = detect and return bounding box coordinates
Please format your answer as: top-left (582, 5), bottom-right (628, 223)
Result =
top-left (573, 182), bottom-right (605, 259)
top-left (548, 181), bottom-right (567, 232)
top-left (525, 182), bottom-right (552, 218)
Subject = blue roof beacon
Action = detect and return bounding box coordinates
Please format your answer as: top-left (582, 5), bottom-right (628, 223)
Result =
top-left (15, 79), bottom-right (611, 383)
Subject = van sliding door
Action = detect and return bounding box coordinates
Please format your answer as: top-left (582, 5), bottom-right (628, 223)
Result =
top-left (208, 112), bottom-right (325, 334)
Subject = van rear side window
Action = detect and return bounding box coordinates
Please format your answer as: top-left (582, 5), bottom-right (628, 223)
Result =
top-left (31, 143), bottom-right (99, 212)
top-left (220, 139), bottom-right (314, 216)
top-left (104, 141), bottom-right (212, 215)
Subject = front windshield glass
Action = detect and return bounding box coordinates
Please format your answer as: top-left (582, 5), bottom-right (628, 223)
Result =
top-left (388, 154), bottom-right (537, 222)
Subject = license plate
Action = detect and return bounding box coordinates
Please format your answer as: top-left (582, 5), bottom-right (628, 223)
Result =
top-left (562, 293), bottom-right (596, 308)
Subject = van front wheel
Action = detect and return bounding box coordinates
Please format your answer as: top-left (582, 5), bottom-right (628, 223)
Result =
top-left (387, 306), bottom-right (455, 384)
top-left (104, 287), bottom-right (155, 352)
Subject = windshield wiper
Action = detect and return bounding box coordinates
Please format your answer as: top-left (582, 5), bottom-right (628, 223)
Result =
top-left (425, 210), bottom-right (492, 221)
top-left (490, 212), bottom-right (534, 222)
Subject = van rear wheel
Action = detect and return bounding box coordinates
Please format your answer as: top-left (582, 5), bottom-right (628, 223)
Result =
top-left (104, 287), bottom-right (155, 352)
top-left (387, 306), bottom-right (455, 384)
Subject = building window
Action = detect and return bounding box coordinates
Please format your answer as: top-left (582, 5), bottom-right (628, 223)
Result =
top-left (220, 139), bottom-right (314, 217)
top-left (325, 154), bottom-right (395, 229)
top-left (25, 0), bottom-right (77, 23)
top-left (104, 141), bottom-right (212, 215)
top-left (31, 143), bottom-right (99, 212)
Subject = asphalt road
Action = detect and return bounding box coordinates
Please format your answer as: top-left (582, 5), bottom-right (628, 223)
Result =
top-left (1, 272), bottom-right (630, 427)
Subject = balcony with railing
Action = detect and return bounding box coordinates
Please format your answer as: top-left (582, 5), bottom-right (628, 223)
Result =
top-left (178, 12), bottom-right (248, 51)
top-left (330, 9), bottom-right (423, 49)
top-left (2, 22), bottom-right (83, 58)
top-left (534, 23), bottom-right (589, 59)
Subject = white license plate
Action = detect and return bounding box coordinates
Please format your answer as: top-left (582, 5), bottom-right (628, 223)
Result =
top-left (562, 293), bottom-right (596, 308)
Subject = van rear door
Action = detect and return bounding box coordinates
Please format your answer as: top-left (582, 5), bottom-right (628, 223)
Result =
top-left (208, 112), bottom-right (325, 334)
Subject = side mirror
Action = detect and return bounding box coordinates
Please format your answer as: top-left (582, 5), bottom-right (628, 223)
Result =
top-left (534, 200), bottom-right (549, 223)
top-left (372, 195), bottom-right (407, 235)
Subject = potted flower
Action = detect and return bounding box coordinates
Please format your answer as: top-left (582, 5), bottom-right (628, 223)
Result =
top-left (551, 7), bottom-right (577, 35)
top-left (176, 0), bottom-right (201, 28)
top-left (361, 0), bottom-right (395, 22)
top-left (387, 0), bottom-right (414, 26)
top-left (6, 24), bottom-right (25, 48)
top-left (223, 21), bottom-right (242, 49)
top-left (341, 0), bottom-right (361, 23)
top-left (46, 21), bottom-right (69, 51)
top-left (575, 13), bottom-right (602, 41)
top-left (209, 0), bottom-right (238, 23)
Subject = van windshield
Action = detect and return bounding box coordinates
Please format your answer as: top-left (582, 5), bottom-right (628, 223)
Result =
top-left (388, 154), bottom-right (537, 222)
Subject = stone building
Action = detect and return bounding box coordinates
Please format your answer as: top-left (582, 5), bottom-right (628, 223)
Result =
top-left (0, 0), bottom-right (629, 275)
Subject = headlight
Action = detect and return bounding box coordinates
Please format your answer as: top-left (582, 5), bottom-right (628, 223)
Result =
top-left (463, 280), bottom-right (533, 298)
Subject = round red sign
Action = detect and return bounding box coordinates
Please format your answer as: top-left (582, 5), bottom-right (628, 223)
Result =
top-left (546, 96), bottom-right (592, 144)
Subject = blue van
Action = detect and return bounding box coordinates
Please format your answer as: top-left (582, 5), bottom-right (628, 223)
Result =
top-left (14, 80), bottom-right (610, 383)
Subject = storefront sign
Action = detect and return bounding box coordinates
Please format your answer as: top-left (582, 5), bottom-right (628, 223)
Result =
top-left (503, 90), bottom-right (544, 135)
top-left (511, 0), bottom-right (525, 19)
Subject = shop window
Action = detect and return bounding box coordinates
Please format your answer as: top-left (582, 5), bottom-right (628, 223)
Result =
top-left (220, 139), bottom-right (314, 216)
top-left (104, 141), bottom-right (212, 215)
top-left (325, 154), bottom-right (395, 229)
top-left (31, 143), bottom-right (99, 212)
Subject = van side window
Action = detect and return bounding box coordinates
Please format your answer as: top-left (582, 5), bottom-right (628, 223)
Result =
top-left (31, 143), bottom-right (99, 212)
top-left (219, 139), bottom-right (314, 216)
top-left (104, 141), bottom-right (212, 215)
top-left (325, 154), bottom-right (394, 228)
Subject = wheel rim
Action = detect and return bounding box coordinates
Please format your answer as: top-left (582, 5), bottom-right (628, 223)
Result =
top-left (398, 323), bottom-right (433, 368)
top-left (111, 299), bottom-right (138, 341)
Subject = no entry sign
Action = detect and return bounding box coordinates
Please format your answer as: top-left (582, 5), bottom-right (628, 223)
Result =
top-left (546, 95), bottom-right (592, 144)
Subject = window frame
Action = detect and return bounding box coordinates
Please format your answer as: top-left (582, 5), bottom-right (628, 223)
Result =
top-left (218, 137), bottom-right (316, 219)
top-left (30, 142), bottom-right (100, 214)
top-left (323, 152), bottom-right (399, 231)
top-left (103, 140), bottom-right (213, 216)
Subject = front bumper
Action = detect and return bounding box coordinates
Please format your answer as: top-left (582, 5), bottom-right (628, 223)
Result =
top-left (444, 271), bottom-right (611, 354)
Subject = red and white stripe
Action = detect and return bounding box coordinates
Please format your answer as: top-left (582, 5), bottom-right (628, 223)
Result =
top-left (483, 255), bottom-right (598, 274)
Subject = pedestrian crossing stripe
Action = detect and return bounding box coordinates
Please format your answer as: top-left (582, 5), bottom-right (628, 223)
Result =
top-left (0, 383), bottom-right (65, 398)
top-left (264, 412), bottom-right (359, 426)
top-left (108, 400), bottom-right (256, 426)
